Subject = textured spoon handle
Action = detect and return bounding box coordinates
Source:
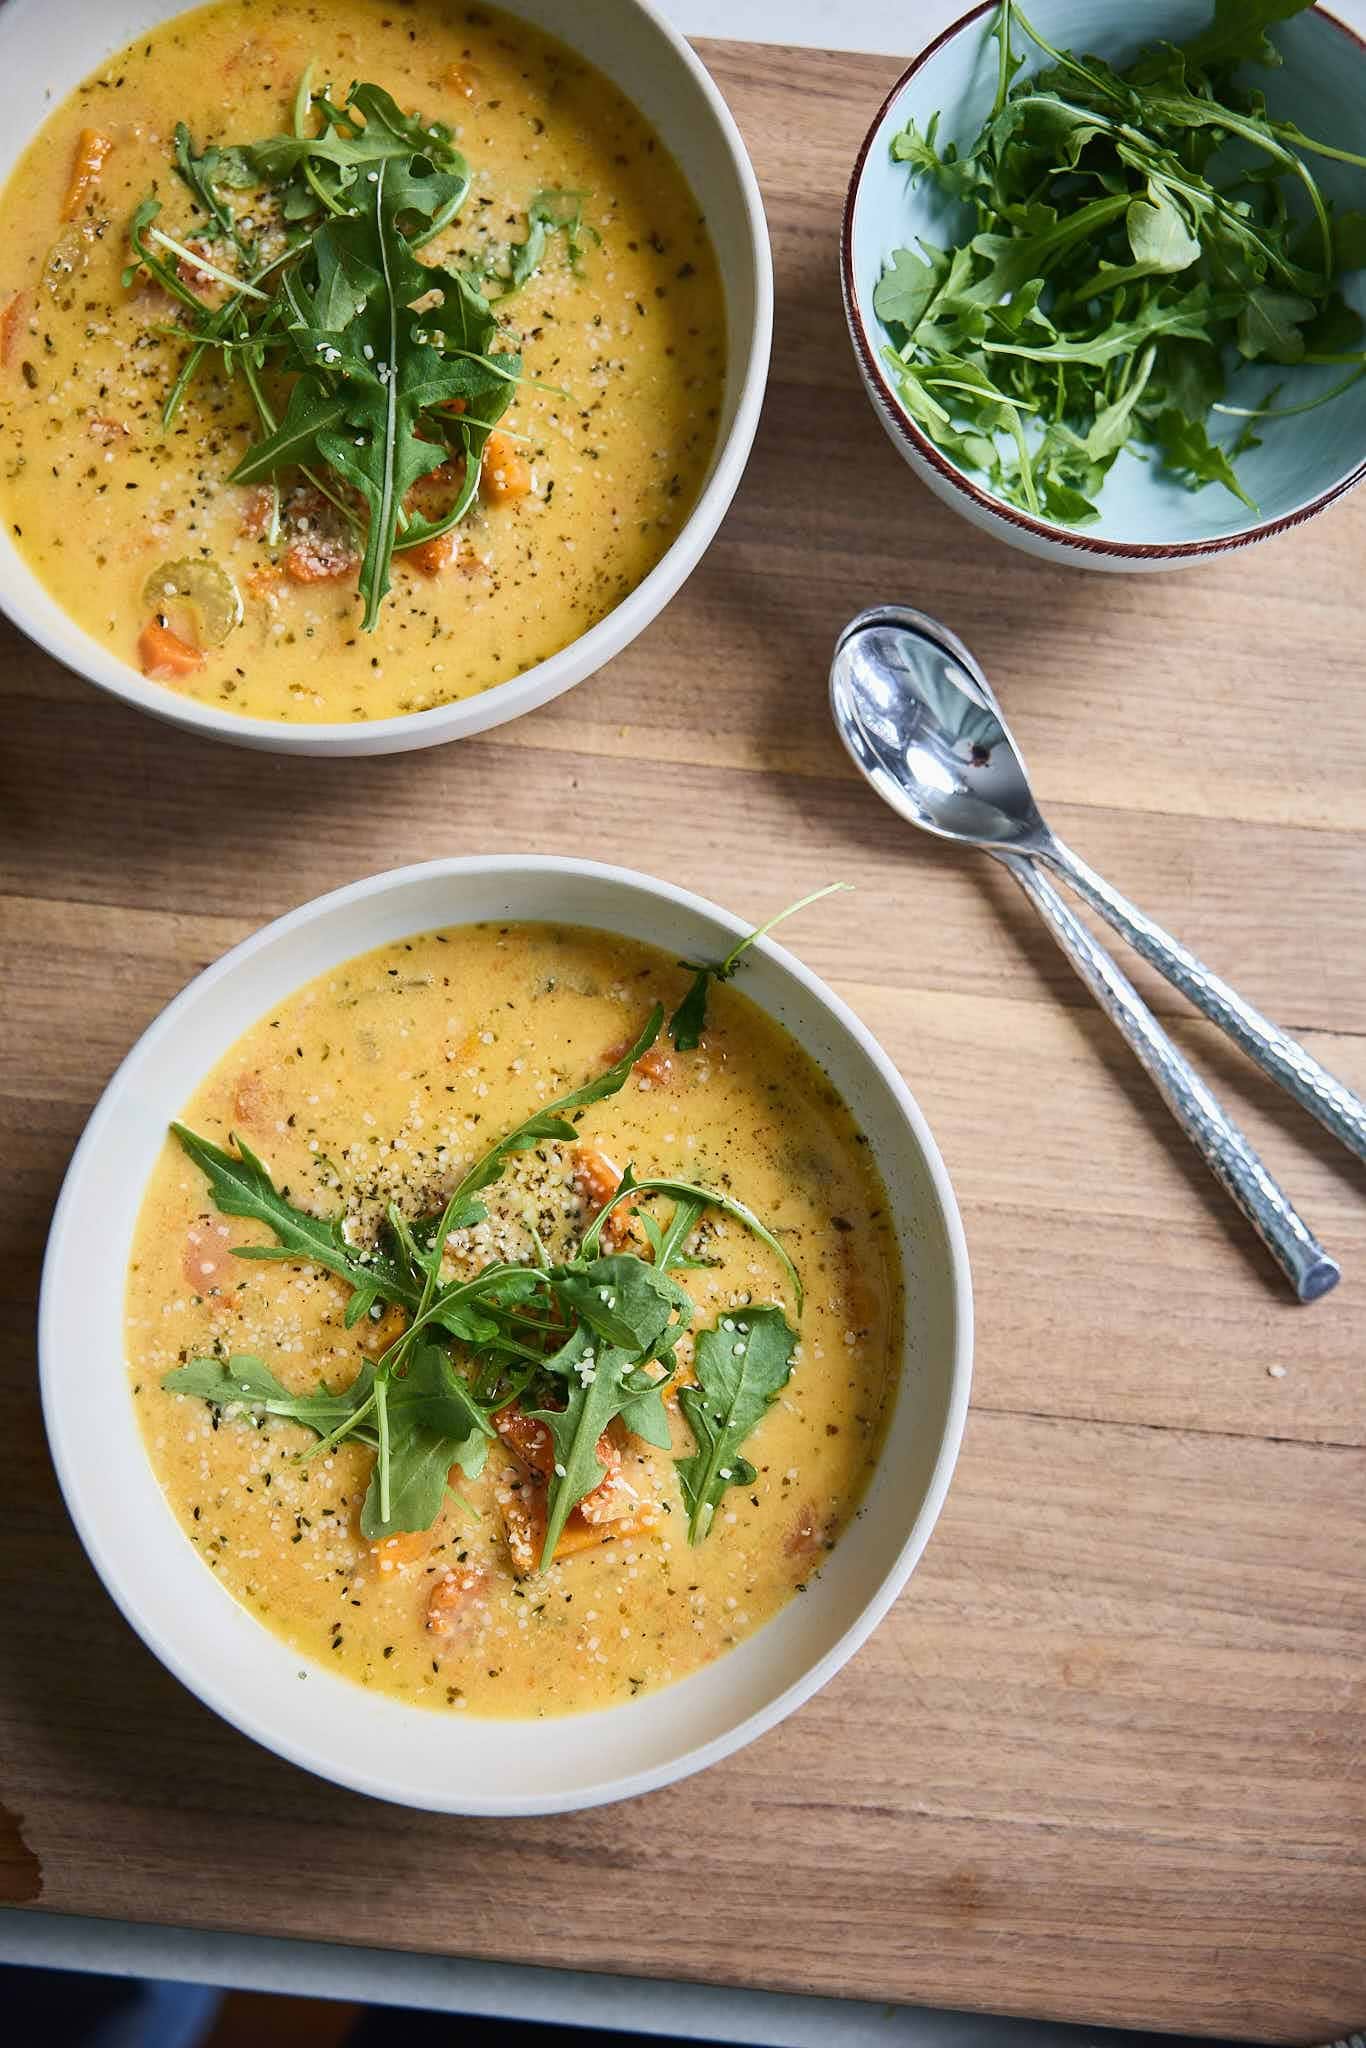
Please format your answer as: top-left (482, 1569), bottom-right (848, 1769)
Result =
top-left (1000, 853), bottom-right (1339, 1303)
top-left (1044, 837), bottom-right (1366, 1168)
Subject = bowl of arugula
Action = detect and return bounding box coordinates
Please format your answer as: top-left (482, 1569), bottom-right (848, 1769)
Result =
top-left (842, 0), bottom-right (1366, 567)
top-left (40, 857), bottom-right (972, 1811)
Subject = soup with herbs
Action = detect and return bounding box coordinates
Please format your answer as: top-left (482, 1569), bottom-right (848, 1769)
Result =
top-left (0, 0), bottom-right (726, 722)
top-left (126, 919), bottom-right (901, 1718)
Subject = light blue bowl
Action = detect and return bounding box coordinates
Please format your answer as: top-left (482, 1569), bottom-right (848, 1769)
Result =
top-left (841, 0), bottom-right (1366, 569)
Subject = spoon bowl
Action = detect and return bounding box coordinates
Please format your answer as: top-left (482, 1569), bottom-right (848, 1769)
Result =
top-left (831, 607), bottom-right (1048, 854)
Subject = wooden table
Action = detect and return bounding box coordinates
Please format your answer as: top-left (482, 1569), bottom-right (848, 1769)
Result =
top-left (2, 38), bottom-right (1364, 2045)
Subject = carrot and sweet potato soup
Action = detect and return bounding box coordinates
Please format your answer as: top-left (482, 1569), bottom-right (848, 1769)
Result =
top-left (126, 921), bottom-right (901, 1717)
top-left (0, 0), bottom-right (725, 722)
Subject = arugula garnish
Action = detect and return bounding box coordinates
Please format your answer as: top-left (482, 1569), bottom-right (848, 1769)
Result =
top-left (128, 68), bottom-right (592, 627)
top-left (162, 936), bottom-right (823, 1568)
top-left (668, 884), bottom-right (850, 1052)
top-left (578, 1169), bottom-right (803, 1314)
top-left (163, 1345), bottom-right (489, 1539)
top-left (164, 996), bottom-right (805, 1559)
top-left (873, 0), bottom-right (1366, 522)
top-left (500, 189), bottom-right (601, 297)
top-left (528, 1258), bottom-right (690, 1561)
top-left (169, 1121), bottom-right (414, 1316)
top-left (676, 1306), bottom-right (798, 1545)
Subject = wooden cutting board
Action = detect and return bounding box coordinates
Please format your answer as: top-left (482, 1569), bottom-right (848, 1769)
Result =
top-left (2, 38), bottom-right (1364, 2043)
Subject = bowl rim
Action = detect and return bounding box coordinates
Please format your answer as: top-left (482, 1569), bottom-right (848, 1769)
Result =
top-left (38, 854), bottom-right (974, 1812)
top-left (0, 0), bottom-right (773, 755)
top-left (839, 0), bottom-right (1366, 563)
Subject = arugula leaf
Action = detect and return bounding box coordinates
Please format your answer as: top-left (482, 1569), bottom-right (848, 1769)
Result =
top-left (1180, 0), bottom-right (1307, 72)
top-left (543, 1253), bottom-right (687, 1356)
top-left (443, 1004), bottom-right (664, 1227)
top-left (668, 884), bottom-right (849, 1052)
top-left (676, 1306), bottom-right (797, 1545)
top-left (162, 1352), bottom-right (363, 1432)
top-left (872, 246), bottom-right (944, 334)
top-left (172, 124), bottom-right (254, 251)
top-left (163, 1347), bottom-right (486, 1540)
top-left (1333, 211), bottom-right (1366, 273)
top-left (577, 1173), bottom-right (803, 1314)
top-left (228, 383), bottom-right (352, 484)
top-left (501, 188), bottom-right (599, 296)
top-left (527, 1328), bottom-right (631, 1564)
top-left (1236, 286), bottom-right (1315, 363)
top-left (132, 70), bottom-right (530, 628)
top-left (171, 1122), bottom-right (415, 1307)
top-left (1155, 407), bottom-right (1258, 511)
top-left (1125, 184), bottom-right (1201, 275)
top-left (359, 1342), bottom-right (489, 1538)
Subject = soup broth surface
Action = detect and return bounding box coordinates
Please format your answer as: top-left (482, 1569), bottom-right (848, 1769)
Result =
top-left (0, 0), bottom-right (725, 721)
top-left (126, 922), bottom-right (901, 1718)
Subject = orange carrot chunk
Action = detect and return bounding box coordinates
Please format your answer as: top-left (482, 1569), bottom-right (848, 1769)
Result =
top-left (403, 531), bottom-right (461, 576)
top-left (426, 1563), bottom-right (488, 1634)
top-left (1, 291), bottom-right (28, 369)
top-left (481, 430), bottom-right (531, 502)
top-left (138, 619), bottom-right (203, 680)
top-left (61, 130), bottom-right (113, 222)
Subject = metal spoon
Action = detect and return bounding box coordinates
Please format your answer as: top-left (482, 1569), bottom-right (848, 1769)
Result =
top-left (830, 603), bottom-right (1344, 1302)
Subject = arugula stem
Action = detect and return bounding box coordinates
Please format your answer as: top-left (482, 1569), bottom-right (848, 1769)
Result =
top-left (992, 0), bottom-right (1015, 119)
top-left (373, 1372), bottom-right (391, 1524)
top-left (1008, 4), bottom-right (1124, 104)
top-left (299, 1385), bottom-right (377, 1462)
top-left (578, 1174), bottom-right (803, 1312)
top-left (147, 226), bottom-right (271, 301)
top-left (293, 63), bottom-right (350, 220)
top-left (1213, 363), bottom-right (1366, 418)
top-left (716, 881), bottom-right (851, 975)
top-left (1269, 124), bottom-right (1366, 173)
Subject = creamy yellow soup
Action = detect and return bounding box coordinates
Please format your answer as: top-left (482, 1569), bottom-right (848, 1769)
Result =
top-left (0, 0), bottom-right (725, 722)
top-left (126, 923), bottom-right (901, 1718)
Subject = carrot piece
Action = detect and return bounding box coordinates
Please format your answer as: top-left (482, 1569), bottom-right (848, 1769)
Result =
top-left (571, 1144), bottom-right (639, 1249)
top-left (284, 539), bottom-right (355, 583)
top-left (281, 487), bottom-right (359, 582)
top-left (371, 1530), bottom-right (429, 1574)
top-left (503, 1486), bottom-right (660, 1574)
top-left (138, 619), bottom-right (203, 680)
top-left (61, 130), bottom-right (113, 222)
top-left (181, 1219), bottom-right (236, 1294)
top-left (604, 1035), bottom-right (676, 1088)
top-left (426, 1562), bottom-right (488, 1634)
top-left (403, 531), bottom-right (461, 577)
top-left (245, 564), bottom-right (286, 602)
top-left (481, 430), bottom-right (531, 502)
top-left (238, 487), bottom-right (274, 539)
top-left (494, 1405), bottom-right (620, 1492)
top-left (1, 292), bottom-right (28, 369)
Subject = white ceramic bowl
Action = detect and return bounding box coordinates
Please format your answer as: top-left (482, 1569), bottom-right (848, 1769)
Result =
top-left (841, 0), bottom-right (1366, 571)
top-left (0, 0), bottom-right (771, 753)
top-left (40, 857), bottom-right (972, 1814)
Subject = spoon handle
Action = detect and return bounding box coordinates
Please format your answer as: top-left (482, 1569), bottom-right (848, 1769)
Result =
top-left (1043, 837), bottom-right (1366, 1169)
top-left (999, 853), bottom-right (1339, 1303)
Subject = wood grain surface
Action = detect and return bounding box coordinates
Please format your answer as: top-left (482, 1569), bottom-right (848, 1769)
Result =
top-left (2, 36), bottom-right (1365, 2044)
